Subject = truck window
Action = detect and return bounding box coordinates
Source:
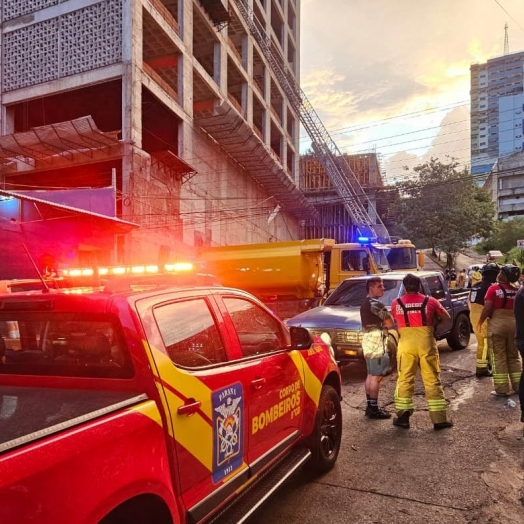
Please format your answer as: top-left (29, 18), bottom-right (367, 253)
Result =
top-left (386, 247), bottom-right (417, 270)
top-left (222, 297), bottom-right (287, 357)
top-left (154, 298), bottom-right (227, 368)
top-left (425, 275), bottom-right (445, 299)
top-left (0, 314), bottom-right (132, 378)
top-left (341, 250), bottom-right (369, 271)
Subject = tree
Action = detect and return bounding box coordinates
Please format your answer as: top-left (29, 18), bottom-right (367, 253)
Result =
top-left (477, 217), bottom-right (524, 254)
top-left (392, 158), bottom-right (495, 268)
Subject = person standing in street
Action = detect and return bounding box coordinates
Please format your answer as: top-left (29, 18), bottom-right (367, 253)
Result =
top-left (457, 269), bottom-right (467, 289)
top-left (360, 276), bottom-right (394, 419)
top-left (390, 273), bottom-right (453, 430)
top-left (514, 282), bottom-right (524, 424)
top-left (478, 265), bottom-right (522, 397)
top-left (449, 268), bottom-right (457, 289)
top-left (470, 266), bottom-right (483, 288)
top-left (468, 263), bottom-right (500, 378)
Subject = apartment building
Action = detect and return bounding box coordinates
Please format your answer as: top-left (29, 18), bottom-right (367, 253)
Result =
top-left (470, 51), bottom-right (524, 178)
top-left (484, 151), bottom-right (524, 220)
top-left (0, 0), bottom-right (312, 271)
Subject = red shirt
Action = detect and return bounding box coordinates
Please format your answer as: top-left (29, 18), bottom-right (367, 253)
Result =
top-left (484, 283), bottom-right (517, 310)
top-left (391, 293), bottom-right (446, 328)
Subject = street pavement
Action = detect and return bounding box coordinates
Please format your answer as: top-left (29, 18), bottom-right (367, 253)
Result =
top-left (251, 337), bottom-right (524, 524)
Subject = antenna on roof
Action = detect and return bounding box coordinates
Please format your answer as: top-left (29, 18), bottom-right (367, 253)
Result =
top-left (504, 22), bottom-right (509, 55)
top-left (22, 244), bottom-right (50, 293)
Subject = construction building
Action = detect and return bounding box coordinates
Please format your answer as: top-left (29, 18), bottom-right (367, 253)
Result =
top-left (299, 152), bottom-right (386, 242)
top-left (470, 50), bottom-right (524, 178)
top-left (0, 0), bottom-right (314, 273)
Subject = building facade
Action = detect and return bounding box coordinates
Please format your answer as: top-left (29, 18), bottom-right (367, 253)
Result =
top-left (0, 0), bottom-right (312, 271)
top-left (470, 51), bottom-right (524, 178)
top-left (484, 151), bottom-right (524, 221)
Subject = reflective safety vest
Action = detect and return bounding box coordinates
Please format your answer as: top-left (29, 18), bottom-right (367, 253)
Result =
top-left (396, 296), bottom-right (429, 327)
top-left (497, 284), bottom-right (517, 309)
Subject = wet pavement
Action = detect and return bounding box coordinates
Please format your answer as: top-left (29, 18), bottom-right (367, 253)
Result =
top-left (252, 338), bottom-right (524, 524)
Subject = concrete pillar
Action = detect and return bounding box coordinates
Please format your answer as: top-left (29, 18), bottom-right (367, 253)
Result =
top-left (121, 0), bottom-right (143, 232)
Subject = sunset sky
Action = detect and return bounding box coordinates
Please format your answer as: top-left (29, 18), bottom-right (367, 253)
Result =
top-left (299, 0), bottom-right (524, 182)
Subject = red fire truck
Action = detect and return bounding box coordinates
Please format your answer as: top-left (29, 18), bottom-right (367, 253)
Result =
top-left (0, 268), bottom-right (342, 524)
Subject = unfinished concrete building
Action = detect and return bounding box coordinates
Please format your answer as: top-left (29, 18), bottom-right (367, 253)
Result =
top-left (299, 153), bottom-right (385, 242)
top-left (0, 0), bottom-right (313, 269)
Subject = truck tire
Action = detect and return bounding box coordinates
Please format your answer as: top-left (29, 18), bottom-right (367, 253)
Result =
top-left (446, 313), bottom-right (471, 350)
top-left (307, 384), bottom-right (342, 473)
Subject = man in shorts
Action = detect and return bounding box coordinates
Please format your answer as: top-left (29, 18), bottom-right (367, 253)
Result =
top-left (360, 276), bottom-right (394, 419)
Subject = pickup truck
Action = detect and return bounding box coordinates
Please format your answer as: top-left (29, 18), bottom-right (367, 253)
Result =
top-left (0, 281), bottom-right (342, 524)
top-left (286, 271), bottom-right (471, 366)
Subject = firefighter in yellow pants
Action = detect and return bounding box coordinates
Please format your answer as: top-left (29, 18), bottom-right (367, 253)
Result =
top-left (391, 274), bottom-right (453, 430)
top-left (468, 263), bottom-right (500, 377)
top-left (488, 312), bottom-right (521, 394)
top-left (478, 265), bottom-right (522, 396)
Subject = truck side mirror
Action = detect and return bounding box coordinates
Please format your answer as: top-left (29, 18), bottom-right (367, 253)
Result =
top-left (289, 326), bottom-right (312, 350)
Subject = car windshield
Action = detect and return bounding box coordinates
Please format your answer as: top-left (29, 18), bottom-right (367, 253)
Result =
top-left (325, 279), bottom-right (402, 307)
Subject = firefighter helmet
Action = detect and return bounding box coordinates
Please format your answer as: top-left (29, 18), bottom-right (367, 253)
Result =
top-left (482, 263), bottom-right (500, 275)
top-left (500, 264), bottom-right (521, 283)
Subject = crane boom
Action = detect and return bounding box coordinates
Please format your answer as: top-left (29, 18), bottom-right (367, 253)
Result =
top-left (233, 0), bottom-right (390, 242)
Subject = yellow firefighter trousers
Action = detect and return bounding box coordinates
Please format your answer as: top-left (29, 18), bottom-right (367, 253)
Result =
top-left (469, 303), bottom-right (490, 373)
top-left (487, 310), bottom-right (521, 395)
top-left (395, 326), bottom-right (448, 424)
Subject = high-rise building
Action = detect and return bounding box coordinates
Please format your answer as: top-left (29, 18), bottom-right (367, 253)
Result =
top-left (0, 0), bottom-right (312, 268)
top-left (470, 51), bottom-right (524, 179)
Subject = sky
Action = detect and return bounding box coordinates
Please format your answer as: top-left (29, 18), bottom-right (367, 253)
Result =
top-left (299, 0), bottom-right (524, 183)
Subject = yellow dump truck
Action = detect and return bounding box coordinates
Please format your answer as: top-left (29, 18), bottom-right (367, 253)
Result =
top-left (196, 238), bottom-right (423, 319)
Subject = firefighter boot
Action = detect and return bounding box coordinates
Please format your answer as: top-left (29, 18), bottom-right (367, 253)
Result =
top-left (365, 406), bottom-right (392, 419)
top-left (393, 411), bottom-right (410, 428)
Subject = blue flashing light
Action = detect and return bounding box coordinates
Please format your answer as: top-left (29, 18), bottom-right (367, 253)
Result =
top-left (357, 236), bottom-right (370, 243)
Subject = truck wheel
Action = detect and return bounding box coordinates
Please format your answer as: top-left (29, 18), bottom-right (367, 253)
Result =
top-left (307, 385), bottom-right (342, 473)
top-left (446, 313), bottom-right (471, 350)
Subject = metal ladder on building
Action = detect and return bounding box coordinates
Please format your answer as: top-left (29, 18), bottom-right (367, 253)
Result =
top-left (233, 0), bottom-right (390, 242)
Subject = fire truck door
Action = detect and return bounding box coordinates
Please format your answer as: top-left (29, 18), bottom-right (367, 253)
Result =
top-left (219, 296), bottom-right (304, 470)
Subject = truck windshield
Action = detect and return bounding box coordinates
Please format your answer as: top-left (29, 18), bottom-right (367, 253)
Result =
top-left (386, 246), bottom-right (417, 270)
top-left (0, 313), bottom-right (133, 378)
top-left (325, 279), bottom-right (402, 308)
top-left (369, 247), bottom-right (391, 272)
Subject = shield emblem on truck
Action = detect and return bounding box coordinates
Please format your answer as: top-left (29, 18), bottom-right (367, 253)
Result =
top-left (212, 383), bottom-right (244, 483)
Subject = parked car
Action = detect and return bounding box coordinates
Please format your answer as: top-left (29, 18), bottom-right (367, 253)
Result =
top-left (486, 250), bottom-right (504, 262)
top-left (286, 271), bottom-right (471, 366)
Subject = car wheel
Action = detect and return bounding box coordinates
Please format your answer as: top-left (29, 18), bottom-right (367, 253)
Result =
top-left (307, 385), bottom-right (342, 473)
top-left (446, 313), bottom-right (471, 350)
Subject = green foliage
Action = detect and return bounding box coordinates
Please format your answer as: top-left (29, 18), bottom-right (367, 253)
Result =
top-left (477, 217), bottom-right (524, 254)
top-left (392, 158), bottom-right (496, 266)
top-left (505, 246), bottom-right (524, 268)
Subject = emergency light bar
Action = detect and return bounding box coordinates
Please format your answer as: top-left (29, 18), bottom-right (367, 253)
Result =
top-left (357, 236), bottom-right (377, 244)
top-left (62, 262), bottom-right (195, 277)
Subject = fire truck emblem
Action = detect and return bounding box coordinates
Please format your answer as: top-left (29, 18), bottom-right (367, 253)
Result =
top-left (212, 383), bottom-right (244, 483)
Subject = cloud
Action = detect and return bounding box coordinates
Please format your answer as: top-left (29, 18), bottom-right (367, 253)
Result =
top-left (384, 106), bottom-right (471, 182)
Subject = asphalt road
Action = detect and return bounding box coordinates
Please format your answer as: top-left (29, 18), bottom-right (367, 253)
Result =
top-left (250, 337), bottom-right (524, 524)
